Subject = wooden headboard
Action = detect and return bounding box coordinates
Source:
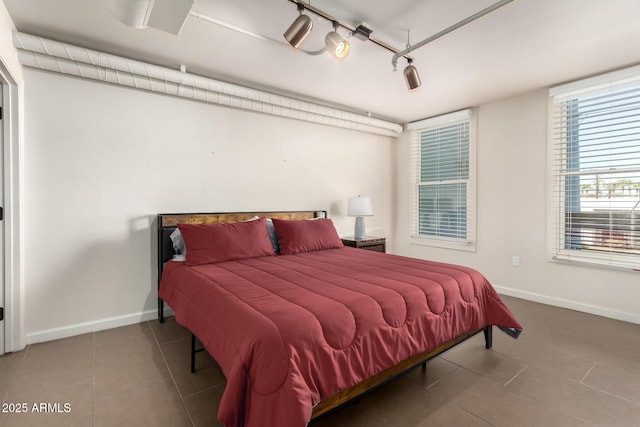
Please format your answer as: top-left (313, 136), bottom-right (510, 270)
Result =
top-left (156, 210), bottom-right (327, 321)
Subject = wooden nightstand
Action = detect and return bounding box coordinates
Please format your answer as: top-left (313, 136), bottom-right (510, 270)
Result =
top-left (341, 236), bottom-right (386, 253)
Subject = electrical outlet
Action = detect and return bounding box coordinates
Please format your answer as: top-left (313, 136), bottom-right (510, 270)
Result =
top-left (512, 256), bottom-right (520, 267)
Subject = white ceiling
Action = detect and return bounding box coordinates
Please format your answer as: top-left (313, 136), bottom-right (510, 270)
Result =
top-left (5, 0), bottom-right (640, 123)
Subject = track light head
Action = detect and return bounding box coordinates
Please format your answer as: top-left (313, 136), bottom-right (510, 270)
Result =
top-left (284, 7), bottom-right (313, 48)
top-left (325, 26), bottom-right (350, 60)
top-left (403, 59), bottom-right (421, 90)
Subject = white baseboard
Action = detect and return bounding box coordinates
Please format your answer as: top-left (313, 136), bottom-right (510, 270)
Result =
top-left (494, 286), bottom-right (640, 325)
top-left (25, 307), bottom-right (176, 345)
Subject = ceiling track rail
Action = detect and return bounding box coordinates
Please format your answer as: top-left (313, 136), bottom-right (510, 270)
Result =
top-left (391, 0), bottom-right (515, 69)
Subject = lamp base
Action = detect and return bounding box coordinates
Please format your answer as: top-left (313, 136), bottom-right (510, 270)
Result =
top-left (354, 216), bottom-right (366, 240)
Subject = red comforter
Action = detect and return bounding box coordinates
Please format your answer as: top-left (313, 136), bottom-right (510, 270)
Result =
top-left (159, 247), bottom-right (521, 427)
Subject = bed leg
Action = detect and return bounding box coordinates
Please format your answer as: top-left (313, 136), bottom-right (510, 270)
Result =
top-left (483, 326), bottom-right (493, 349)
top-left (190, 334), bottom-right (206, 373)
top-left (158, 298), bottom-right (164, 323)
top-left (421, 362), bottom-right (427, 371)
top-left (191, 334), bottom-right (197, 373)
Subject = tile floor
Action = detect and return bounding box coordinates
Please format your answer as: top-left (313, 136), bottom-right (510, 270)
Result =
top-left (1, 296), bottom-right (639, 426)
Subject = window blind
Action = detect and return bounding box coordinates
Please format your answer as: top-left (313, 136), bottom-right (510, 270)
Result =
top-left (550, 68), bottom-right (640, 269)
top-left (409, 110), bottom-right (475, 249)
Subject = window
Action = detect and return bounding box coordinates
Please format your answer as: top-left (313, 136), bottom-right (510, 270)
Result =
top-left (408, 109), bottom-right (476, 251)
top-left (550, 66), bottom-right (640, 269)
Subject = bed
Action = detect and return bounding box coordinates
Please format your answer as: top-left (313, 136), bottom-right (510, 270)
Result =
top-left (156, 211), bottom-right (522, 427)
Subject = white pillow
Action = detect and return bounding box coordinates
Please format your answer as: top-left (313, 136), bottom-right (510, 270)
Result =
top-left (169, 228), bottom-right (186, 255)
top-left (266, 218), bottom-right (281, 253)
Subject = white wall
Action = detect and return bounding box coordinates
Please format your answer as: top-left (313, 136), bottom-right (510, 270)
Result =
top-left (23, 56), bottom-right (639, 344)
top-left (23, 68), bottom-right (395, 341)
top-left (395, 89), bottom-right (640, 324)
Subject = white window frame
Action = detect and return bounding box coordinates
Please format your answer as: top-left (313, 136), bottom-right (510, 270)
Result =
top-left (548, 65), bottom-right (640, 271)
top-left (408, 109), bottom-right (477, 252)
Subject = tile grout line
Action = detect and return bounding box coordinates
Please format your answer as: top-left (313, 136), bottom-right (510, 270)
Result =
top-left (182, 383), bottom-right (225, 400)
top-left (377, 412), bottom-right (396, 427)
top-left (580, 381), bottom-right (640, 408)
top-left (158, 333), bottom-right (194, 346)
top-left (425, 365), bottom-right (460, 390)
top-left (460, 406), bottom-right (497, 427)
top-left (507, 358), bottom-right (640, 421)
top-left (19, 344), bottom-right (30, 362)
top-left (148, 321), bottom-right (197, 427)
top-left (503, 364), bottom-right (529, 387)
top-left (92, 331), bottom-right (96, 427)
top-left (579, 361), bottom-right (596, 384)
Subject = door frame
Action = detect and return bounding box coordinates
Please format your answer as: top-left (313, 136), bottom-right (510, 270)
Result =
top-left (0, 62), bottom-right (24, 354)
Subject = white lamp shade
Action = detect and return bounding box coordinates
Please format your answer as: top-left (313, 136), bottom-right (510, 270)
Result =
top-left (347, 196), bottom-right (373, 217)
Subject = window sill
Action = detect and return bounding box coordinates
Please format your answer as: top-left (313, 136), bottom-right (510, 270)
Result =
top-left (410, 236), bottom-right (476, 252)
top-left (551, 255), bottom-right (640, 273)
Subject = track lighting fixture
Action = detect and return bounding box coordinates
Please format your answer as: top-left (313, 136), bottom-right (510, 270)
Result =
top-left (325, 21), bottom-right (350, 60)
top-left (284, 4), bottom-right (313, 48)
top-left (285, 0), bottom-right (513, 91)
top-left (403, 59), bottom-right (421, 90)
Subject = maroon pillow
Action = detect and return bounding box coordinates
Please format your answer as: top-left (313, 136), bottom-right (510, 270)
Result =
top-left (271, 218), bottom-right (343, 255)
top-left (178, 217), bottom-right (275, 266)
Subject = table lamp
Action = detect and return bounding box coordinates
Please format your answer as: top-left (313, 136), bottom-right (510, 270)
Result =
top-left (347, 196), bottom-right (373, 240)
